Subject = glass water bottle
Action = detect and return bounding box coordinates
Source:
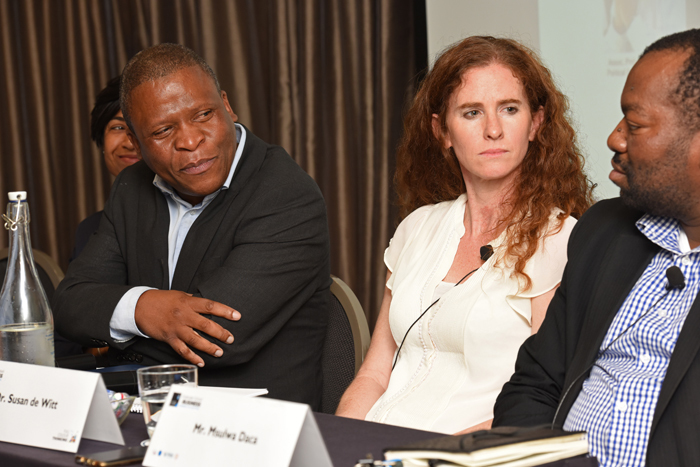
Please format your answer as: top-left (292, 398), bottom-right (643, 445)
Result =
top-left (0, 191), bottom-right (55, 366)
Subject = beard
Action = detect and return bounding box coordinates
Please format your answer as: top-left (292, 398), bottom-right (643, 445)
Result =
top-left (616, 137), bottom-right (694, 220)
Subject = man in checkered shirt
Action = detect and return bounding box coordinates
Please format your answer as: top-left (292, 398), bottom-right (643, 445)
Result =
top-left (494, 29), bottom-right (700, 467)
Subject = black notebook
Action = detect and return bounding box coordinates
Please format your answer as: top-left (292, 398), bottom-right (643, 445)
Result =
top-left (383, 425), bottom-right (588, 467)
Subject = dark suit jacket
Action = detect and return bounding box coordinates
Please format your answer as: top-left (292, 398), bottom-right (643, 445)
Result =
top-left (494, 197), bottom-right (700, 466)
top-left (54, 210), bottom-right (104, 357)
top-left (53, 128), bottom-right (331, 410)
top-left (70, 210), bottom-right (102, 262)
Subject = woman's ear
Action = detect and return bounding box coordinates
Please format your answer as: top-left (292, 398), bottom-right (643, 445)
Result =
top-left (432, 113), bottom-right (450, 148)
top-left (529, 106), bottom-right (545, 141)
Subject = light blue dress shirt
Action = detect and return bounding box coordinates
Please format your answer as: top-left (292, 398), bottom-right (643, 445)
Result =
top-left (109, 124), bottom-right (246, 341)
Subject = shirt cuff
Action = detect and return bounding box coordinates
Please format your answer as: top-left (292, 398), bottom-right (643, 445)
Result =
top-left (109, 286), bottom-right (154, 342)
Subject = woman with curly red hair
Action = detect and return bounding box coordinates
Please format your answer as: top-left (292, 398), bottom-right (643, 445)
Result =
top-left (336, 36), bottom-right (594, 434)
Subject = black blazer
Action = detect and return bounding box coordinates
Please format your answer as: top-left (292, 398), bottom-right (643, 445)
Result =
top-left (493, 198), bottom-right (700, 466)
top-left (70, 210), bottom-right (102, 262)
top-left (54, 128), bottom-right (331, 410)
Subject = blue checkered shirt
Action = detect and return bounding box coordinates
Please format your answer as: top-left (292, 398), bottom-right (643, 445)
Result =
top-left (563, 214), bottom-right (700, 467)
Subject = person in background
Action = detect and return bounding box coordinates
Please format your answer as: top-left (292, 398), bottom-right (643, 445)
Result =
top-left (494, 29), bottom-right (700, 467)
top-left (336, 36), bottom-right (594, 434)
top-left (70, 76), bottom-right (141, 261)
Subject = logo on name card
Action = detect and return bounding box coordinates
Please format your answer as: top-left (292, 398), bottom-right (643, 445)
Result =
top-left (52, 429), bottom-right (79, 443)
top-left (173, 394), bottom-right (202, 410)
top-left (156, 450), bottom-right (179, 459)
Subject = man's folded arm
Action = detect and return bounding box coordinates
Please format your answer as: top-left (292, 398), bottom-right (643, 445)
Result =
top-left (182, 169), bottom-right (331, 368)
top-left (53, 200), bottom-right (137, 349)
top-left (53, 153), bottom-right (331, 364)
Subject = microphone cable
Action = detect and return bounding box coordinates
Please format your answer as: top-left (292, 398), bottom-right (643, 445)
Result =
top-left (550, 265), bottom-right (685, 429)
top-left (391, 245), bottom-right (494, 371)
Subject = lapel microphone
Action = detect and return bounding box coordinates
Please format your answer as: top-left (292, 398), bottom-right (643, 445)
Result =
top-left (480, 245), bottom-right (494, 262)
top-left (550, 265), bottom-right (686, 429)
top-left (665, 265), bottom-right (685, 290)
top-left (391, 244), bottom-right (494, 371)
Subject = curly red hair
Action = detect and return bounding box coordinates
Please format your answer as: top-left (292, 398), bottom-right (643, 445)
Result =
top-left (395, 36), bottom-right (594, 290)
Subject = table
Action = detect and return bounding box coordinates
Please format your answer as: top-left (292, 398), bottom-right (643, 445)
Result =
top-left (0, 413), bottom-right (598, 466)
top-left (0, 412), bottom-right (439, 466)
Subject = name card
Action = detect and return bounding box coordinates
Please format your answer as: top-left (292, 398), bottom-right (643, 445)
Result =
top-left (0, 360), bottom-right (124, 452)
top-left (143, 386), bottom-right (332, 467)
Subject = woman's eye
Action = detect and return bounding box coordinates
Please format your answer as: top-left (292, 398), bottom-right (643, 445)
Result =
top-left (464, 110), bottom-right (480, 118)
top-left (504, 106), bottom-right (518, 114)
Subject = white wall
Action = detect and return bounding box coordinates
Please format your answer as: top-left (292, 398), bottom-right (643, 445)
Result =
top-left (427, 0), bottom-right (700, 200)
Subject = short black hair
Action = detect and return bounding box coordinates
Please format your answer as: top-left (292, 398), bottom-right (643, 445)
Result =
top-left (120, 43), bottom-right (220, 130)
top-left (90, 76), bottom-right (121, 149)
top-left (642, 29), bottom-right (700, 128)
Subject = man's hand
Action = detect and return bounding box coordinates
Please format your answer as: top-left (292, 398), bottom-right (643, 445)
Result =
top-left (134, 290), bottom-right (241, 367)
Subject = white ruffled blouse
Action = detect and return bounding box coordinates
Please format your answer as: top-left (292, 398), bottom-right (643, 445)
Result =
top-left (365, 194), bottom-right (576, 433)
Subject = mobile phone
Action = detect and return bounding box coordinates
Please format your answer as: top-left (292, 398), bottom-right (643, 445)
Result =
top-left (75, 446), bottom-right (147, 466)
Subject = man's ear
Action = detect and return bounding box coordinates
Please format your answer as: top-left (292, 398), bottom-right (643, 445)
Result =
top-left (432, 113), bottom-right (450, 148)
top-left (529, 106), bottom-right (545, 141)
top-left (221, 91), bottom-right (238, 122)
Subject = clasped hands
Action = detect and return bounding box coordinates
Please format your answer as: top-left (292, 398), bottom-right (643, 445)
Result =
top-left (134, 290), bottom-right (241, 367)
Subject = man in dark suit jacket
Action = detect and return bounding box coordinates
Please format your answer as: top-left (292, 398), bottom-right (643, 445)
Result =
top-left (494, 29), bottom-right (700, 466)
top-left (53, 44), bottom-right (330, 409)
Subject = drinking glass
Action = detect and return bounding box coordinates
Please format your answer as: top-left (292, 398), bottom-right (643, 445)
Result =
top-left (137, 364), bottom-right (198, 442)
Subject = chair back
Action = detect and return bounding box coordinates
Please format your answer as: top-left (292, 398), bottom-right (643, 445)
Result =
top-left (321, 275), bottom-right (371, 414)
top-left (0, 248), bottom-right (64, 302)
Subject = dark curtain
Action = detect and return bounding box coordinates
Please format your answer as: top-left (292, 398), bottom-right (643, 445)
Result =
top-left (0, 0), bottom-right (427, 328)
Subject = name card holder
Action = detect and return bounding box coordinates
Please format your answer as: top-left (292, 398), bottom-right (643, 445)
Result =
top-left (0, 360), bottom-right (124, 452)
top-left (144, 386), bottom-right (332, 466)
